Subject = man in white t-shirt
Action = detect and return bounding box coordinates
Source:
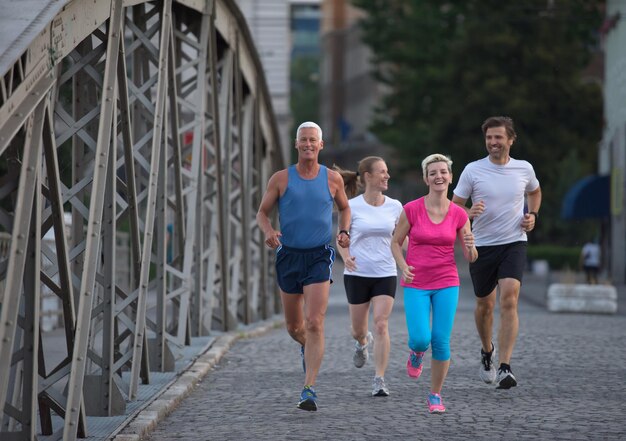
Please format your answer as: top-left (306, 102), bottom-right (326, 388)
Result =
top-left (580, 241), bottom-right (601, 284)
top-left (452, 116), bottom-right (542, 390)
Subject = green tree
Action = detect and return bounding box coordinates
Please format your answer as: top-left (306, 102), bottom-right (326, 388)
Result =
top-left (349, 1), bottom-right (469, 163)
top-left (290, 55), bottom-right (321, 161)
top-left (352, 0), bottom-right (603, 244)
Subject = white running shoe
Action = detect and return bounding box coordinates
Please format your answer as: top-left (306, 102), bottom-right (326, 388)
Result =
top-left (496, 368), bottom-right (518, 389)
top-left (371, 376), bottom-right (389, 397)
top-left (353, 331), bottom-right (373, 368)
top-left (479, 343), bottom-right (497, 384)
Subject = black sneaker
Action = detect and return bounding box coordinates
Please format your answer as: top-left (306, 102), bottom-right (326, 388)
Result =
top-left (496, 367), bottom-right (517, 389)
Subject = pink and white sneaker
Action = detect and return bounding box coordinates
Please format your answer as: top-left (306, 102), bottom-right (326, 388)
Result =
top-left (406, 350), bottom-right (424, 378)
top-left (427, 392), bottom-right (446, 414)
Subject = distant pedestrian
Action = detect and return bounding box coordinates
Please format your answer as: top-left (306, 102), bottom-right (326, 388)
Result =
top-left (391, 154), bottom-right (478, 413)
top-left (334, 157), bottom-right (403, 397)
top-left (580, 240), bottom-right (601, 284)
top-left (256, 121), bottom-right (351, 411)
top-left (452, 116), bottom-right (542, 390)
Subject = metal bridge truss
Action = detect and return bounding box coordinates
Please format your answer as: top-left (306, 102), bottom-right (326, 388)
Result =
top-left (0, 0), bottom-right (283, 439)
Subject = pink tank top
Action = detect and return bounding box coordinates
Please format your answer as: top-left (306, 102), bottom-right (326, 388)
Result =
top-left (402, 197), bottom-right (468, 290)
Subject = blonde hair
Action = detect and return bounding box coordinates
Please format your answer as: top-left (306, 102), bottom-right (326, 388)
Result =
top-left (421, 153), bottom-right (453, 179)
top-left (334, 156), bottom-right (386, 199)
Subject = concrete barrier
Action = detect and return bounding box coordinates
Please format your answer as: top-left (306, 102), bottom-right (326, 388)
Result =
top-left (547, 283), bottom-right (618, 314)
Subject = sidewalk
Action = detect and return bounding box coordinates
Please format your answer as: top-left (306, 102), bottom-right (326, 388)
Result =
top-left (118, 259), bottom-right (626, 441)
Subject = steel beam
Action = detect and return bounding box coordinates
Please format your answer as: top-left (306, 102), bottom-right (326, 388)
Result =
top-left (64, 0), bottom-right (124, 436)
top-left (0, 1), bottom-right (283, 438)
top-left (128, 0), bottom-right (172, 400)
top-left (0, 101), bottom-right (44, 424)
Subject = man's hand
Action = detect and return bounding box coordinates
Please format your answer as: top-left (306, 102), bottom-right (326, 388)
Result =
top-left (469, 200), bottom-right (485, 219)
top-left (521, 213), bottom-right (536, 232)
top-left (264, 230), bottom-right (282, 249)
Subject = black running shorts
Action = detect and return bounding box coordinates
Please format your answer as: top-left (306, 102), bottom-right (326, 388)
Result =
top-left (344, 275), bottom-right (397, 305)
top-left (469, 241), bottom-right (527, 298)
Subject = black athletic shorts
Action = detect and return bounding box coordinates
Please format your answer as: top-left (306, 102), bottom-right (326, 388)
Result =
top-left (275, 244), bottom-right (335, 294)
top-left (469, 241), bottom-right (527, 298)
top-left (344, 275), bottom-right (397, 305)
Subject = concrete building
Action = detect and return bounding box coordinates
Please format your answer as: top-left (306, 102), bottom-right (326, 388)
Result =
top-left (291, 2), bottom-right (321, 58)
top-left (236, 0), bottom-right (385, 175)
top-left (235, 0), bottom-right (321, 163)
top-left (569, 1), bottom-right (626, 284)
top-left (320, 0), bottom-right (368, 143)
top-left (601, 1), bottom-right (626, 283)
top-left (290, 0), bottom-right (322, 150)
top-left (321, 1), bottom-right (381, 142)
top-left (318, 0), bottom-right (392, 180)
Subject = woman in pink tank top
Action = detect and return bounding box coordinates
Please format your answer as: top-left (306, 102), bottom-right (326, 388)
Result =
top-left (391, 153), bottom-right (478, 414)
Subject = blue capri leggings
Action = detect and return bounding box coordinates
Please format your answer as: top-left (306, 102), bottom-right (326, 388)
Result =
top-left (403, 286), bottom-right (459, 361)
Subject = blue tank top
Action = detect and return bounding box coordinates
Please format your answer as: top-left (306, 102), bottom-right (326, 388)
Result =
top-left (278, 165), bottom-right (333, 248)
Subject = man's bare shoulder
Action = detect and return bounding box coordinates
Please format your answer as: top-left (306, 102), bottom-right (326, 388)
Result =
top-left (269, 168), bottom-right (288, 182)
top-left (266, 168), bottom-right (289, 192)
top-left (327, 167), bottom-right (343, 183)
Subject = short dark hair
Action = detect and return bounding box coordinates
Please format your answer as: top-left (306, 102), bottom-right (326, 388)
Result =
top-left (481, 116), bottom-right (516, 140)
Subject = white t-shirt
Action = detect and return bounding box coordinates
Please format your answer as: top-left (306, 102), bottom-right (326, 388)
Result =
top-left (582, 242), bottom-right (601, 267)
top-left (453, 157), bottom-right (540, 246)
top-left (344, 194), bottom-right (403, 277)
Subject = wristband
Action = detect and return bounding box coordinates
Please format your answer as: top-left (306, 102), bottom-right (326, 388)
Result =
top-left (338, 229), bottom-right (350, 238)
top-left (528, 211), bottom-right (538, 221)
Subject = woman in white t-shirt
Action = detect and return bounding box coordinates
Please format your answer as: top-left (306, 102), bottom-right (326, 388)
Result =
top-left (334, 157), bottom-right (403, 397)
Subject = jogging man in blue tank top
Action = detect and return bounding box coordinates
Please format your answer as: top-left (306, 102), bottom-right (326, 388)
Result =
top-left (257, 121), bottom-right (351, 411)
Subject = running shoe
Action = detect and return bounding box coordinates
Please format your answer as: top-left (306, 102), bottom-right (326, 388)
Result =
top-left (479, 343), bottom-right (497, 384)
top-left (496, 367), bottom-right (517, 389)
top-left (300, 345), bottom-right (306, 373)
top-left (297, 385), bottom-right (318, 411)
top-left (353, 331), bottom-right (373, 368)
top-left (371, 376), bottom-right (389, 397)
top-left (427, 392), bottom-right (446, 414)
top-left (406, 350), bottom-right (424, 379)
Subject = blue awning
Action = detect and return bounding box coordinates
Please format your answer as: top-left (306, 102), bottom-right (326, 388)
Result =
top-left (561, 175), bottom-right (610, 219)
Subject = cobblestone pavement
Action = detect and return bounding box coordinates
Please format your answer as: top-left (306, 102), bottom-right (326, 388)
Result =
top-left (143, 262), bottom-right (626, 441)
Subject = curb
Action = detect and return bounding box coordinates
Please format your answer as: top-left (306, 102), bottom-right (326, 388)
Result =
top-left (110, 318), bottom-right (284, 441)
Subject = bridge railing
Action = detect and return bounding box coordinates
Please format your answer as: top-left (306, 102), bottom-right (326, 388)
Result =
top-left (0, 0), bottom-right (283, 439)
